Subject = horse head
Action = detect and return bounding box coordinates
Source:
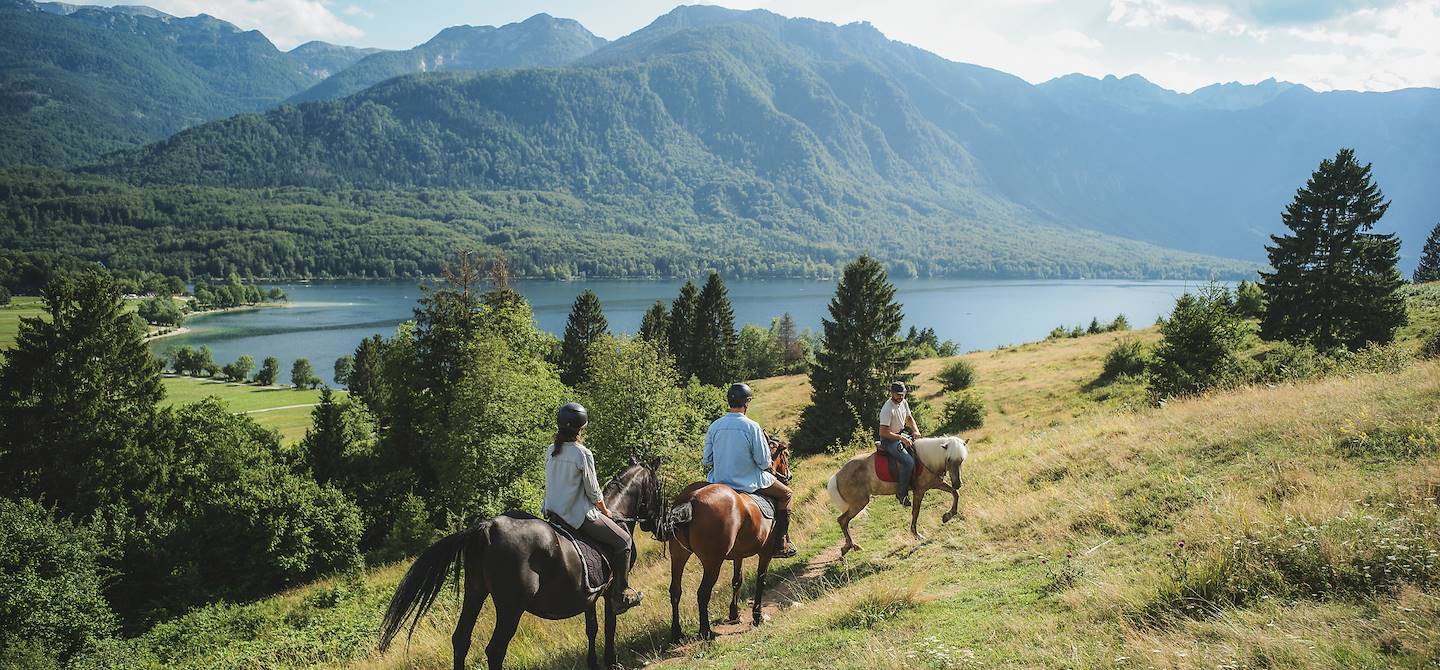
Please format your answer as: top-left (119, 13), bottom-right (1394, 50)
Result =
top-left (603, 456), bottom-right (664, 532)
top-left (766, 433), bottom-right (793, 485)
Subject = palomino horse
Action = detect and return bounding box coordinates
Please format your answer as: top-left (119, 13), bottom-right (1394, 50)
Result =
top-left (666, 435), bottom-right (792, 640)
top-left (826, 436), bottom-right (968, 556)
top-left (379, 458), bottom-right (662, 670)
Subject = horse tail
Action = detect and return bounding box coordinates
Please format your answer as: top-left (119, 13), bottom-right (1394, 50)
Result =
top-left (378, 520), bottom-right (490, 652)
top-left (826, 472), bottom-right (845, 509)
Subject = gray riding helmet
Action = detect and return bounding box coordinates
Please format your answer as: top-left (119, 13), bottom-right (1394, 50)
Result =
top-left (726, 383), bottom-right (754, 408)
top-left (556, 402), bottom-right (588, 431)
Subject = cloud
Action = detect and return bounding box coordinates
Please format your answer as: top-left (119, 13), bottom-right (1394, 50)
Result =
top-left (1107, 0), bottom-right (1263, 35)
top-left (341, 4), bottom-right (372, 19)
top-left (76, 0), bottom-right (366, 48)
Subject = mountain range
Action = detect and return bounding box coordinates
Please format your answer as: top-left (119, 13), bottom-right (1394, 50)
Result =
top-left (2, 2), bottom-right (1437, 278)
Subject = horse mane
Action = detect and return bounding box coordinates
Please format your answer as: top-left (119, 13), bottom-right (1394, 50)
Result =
top-left (914, 436), bottom-right (968, 472)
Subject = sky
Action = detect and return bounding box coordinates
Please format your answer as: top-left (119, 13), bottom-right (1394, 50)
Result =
top-left (67, 0), bottom-right (1440, 92)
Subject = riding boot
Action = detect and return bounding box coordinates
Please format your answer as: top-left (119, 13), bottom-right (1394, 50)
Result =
top-left (607, 545), bottom-right (643, 614)
top-left (767, 510), bottom-right (798, 558)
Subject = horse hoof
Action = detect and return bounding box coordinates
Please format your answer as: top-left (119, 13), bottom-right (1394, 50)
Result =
top-left (699, 630), bottom-right (716, 641)
top-left (942, 512), bottom-right (956, 523)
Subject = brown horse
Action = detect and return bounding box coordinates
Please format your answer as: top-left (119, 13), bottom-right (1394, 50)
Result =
top-left (826, 436), bottom-right (967, 556)
top-left (665, 435), bottom-right (792, 640)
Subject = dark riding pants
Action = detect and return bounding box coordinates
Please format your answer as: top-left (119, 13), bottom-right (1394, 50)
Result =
top-left (578, 514), bottom-right (631, 595)
top-left (880, 438), bottom-right (915, 500)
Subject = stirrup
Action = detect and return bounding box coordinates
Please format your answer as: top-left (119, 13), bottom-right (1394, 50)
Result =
top-left (612, 589), bottom-right (643, 614)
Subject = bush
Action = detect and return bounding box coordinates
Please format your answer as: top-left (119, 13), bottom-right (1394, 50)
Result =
top-left (1234, 280), bottom-right (1266, 318)
top-left (0, 285), bottom-right (11, 306)
top-left (936, 359), bottom-right (976, 391)
top-left (1424, 330), bottom-right (1440, 360)
top-left (0, 498), bottom-right (118, 665)
top-left (371, 492), bottom-right (436, 564)
top-left (937, 390), bottom-right (985, 433)
top-left (1148, 285), bottom-right (1255, 399)
top-left (1108, 314), bottom-right (1130, 332)
top-left (1100, 338), bottom-right (1148, 380)
top-left (1252, 341), bottom-right (1337, 384)
top-left (1339, 341), bottom-right (1414, 374)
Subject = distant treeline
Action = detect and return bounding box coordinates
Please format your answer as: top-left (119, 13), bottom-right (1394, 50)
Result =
top-left (0, 169), bottom-right (1254, 282)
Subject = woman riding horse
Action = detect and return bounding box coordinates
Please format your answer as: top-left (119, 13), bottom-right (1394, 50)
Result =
top-left (379, 403), bottom-right (660, 670)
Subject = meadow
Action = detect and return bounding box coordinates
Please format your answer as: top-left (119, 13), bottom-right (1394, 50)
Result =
top-left (160, 376), bottom-right (328, 445)
top-left (107, 285), bottom-right (1440, 669)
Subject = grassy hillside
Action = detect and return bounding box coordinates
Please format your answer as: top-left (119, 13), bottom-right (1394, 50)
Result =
top-left (0, 295), bottom-right (43, 352)
top-left (107, 289), bottom-right (1440, 668)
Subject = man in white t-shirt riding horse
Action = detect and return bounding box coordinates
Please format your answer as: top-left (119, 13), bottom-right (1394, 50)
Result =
top-left (878, 381), bottom-right (923, 507)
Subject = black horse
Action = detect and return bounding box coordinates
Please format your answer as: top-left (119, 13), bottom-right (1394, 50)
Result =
top-left (379, 457), bottom-right (662, 670)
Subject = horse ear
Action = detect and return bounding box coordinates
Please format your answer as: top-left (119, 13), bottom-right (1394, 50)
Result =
top-left (629, 454), bottom-right (640, 466)
top-left (648, 456), bottom-right (662, 471)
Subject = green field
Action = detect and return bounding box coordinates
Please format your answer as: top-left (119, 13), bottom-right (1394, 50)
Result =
top-left (161, 376), bottom-right (332, 445)
top-left (0, 296), bottom-right (44, 352)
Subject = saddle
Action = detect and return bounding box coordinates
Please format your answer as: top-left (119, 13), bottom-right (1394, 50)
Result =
top-left (658, 487), bottom-right (775, 542)
top-left (543, 513), bottom-right (611, 594)
top-left (874, 441), bottom-right (925, 483)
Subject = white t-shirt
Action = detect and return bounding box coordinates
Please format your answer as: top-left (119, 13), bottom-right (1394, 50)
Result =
top-left (878, 398), bottom-right (911, 434)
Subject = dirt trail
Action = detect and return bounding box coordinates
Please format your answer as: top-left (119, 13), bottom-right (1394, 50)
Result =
top-left (644, 543), bottom-right (845, 666)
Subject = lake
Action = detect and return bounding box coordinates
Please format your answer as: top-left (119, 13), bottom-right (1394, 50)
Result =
top-left (150, 278), bottom-right (1224, 386)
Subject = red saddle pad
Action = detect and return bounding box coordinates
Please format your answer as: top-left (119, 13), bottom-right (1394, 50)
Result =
top-left (873, 449), bottom-right (923, 483)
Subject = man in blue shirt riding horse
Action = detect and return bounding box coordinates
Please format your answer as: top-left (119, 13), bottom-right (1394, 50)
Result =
top-left (702, 383), bottom-right (798, 558)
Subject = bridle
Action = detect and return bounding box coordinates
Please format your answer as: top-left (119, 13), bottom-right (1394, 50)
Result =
top-left (767, 435), bottom-right (793, 485)
top-left (601, 461), bottom-right (662, 528)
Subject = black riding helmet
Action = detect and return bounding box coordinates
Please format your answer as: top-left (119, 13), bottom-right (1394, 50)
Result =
top-left (556, 402), bottom-right (588, 431)
top-left (726, 382), bottom-right (754, 408)
top-left (890, 381), bottom-right (908, 394)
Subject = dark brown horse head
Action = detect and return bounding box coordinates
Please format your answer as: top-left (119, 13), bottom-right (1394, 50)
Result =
top-left (766, 433), bottom-right (792, 484)
top-left (605, 456), bottom-right (664, 533)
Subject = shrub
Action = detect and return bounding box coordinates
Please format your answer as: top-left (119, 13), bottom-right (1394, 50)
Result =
top-left (372, 492), bottom-right (436, 564)
top-left (0, 285), bottom-right (10, 306)
top-left (937, 390), bottom-right (986, 433)
top-left (1148, 285), bottom-right (1255, 399)
top-left (1046, 326), bottom-right (1069, 340)
top-left (0, 499), bottom-right (118, 665)
top-left (1108, 314), bottom-right (1130, 331)
top-left (1234, 280), bottom-right (1266, 318)
top-left (1252, 341), bottom-right (1337, 384)
top-left (936, 359), bottom-right (976, 391)
top-left (1424, 330), bottom-right (1440, 359)
top-left (1340, 341), bottom-right (1414, 374)
top-left (1100, 338), bottom-right (1148, 380)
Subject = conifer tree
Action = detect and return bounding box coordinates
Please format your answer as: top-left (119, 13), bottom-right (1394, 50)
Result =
top-left (347, 335), bottom-right (386, 408)
top-left (302, 387), bottom-right (347, 486)
top-left (1416, 222), bottom-right (1440, 283)
top-left (1260, 148), bottom-right (1406, 350)
top-left (793, 256), bottom-right (908, 453)
top-left (559, 289), bottom-right (609, 386)
top-left (638, 300), bottom-right (670, 354)
top-left (668, 280), bottom-right (699, 379)
top-left (0, 270), bottom-right (163, 515)
top-left (690, 272), bottom-right (738, 385)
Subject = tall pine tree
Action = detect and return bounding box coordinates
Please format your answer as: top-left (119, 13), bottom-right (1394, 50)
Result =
top-left (560, 289), bottom-right (609, 386)
top-left (0, 270), bottom-right (164, 516)
top-left (1416, 222), bottom-right (1440, 283)
top-left (690, 272), bottom-right (738, 385)
top-left (668, 280), bottom-right (699, 380)
top-left (1260, 148), bottom-right (1406, 350)
top-left (793, 256), bottom-right (908, 454)
top-left (638, 300), bottom-right (670, 354)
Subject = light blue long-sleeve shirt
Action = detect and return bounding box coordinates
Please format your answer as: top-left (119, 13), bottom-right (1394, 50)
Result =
top-left (702, 412), bottom-right (775, 493)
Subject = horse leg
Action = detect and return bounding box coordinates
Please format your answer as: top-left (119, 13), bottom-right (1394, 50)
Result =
top-left (752, 554), bottom-right (772, 627)
top-left (584, 601), bottom-right (599, 670)
top-left (452, 560), bottom-right (489, 670)
top-left (485, 606), bottom-right (523, 670)
top-left (603, 595), bottom-right (618, 669)
top-left (910, 486), bottom-right (927, 540)
top-left (839, 494), bottom-right (869, 557)
top-left (696, 558), bottom-right (724, 640)
top-left (668, 540), bottom-right (691, 643)
top-left (726, 559), bottom-right (743, 624)
top-left (930, 479), bottom-right (960, 523)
